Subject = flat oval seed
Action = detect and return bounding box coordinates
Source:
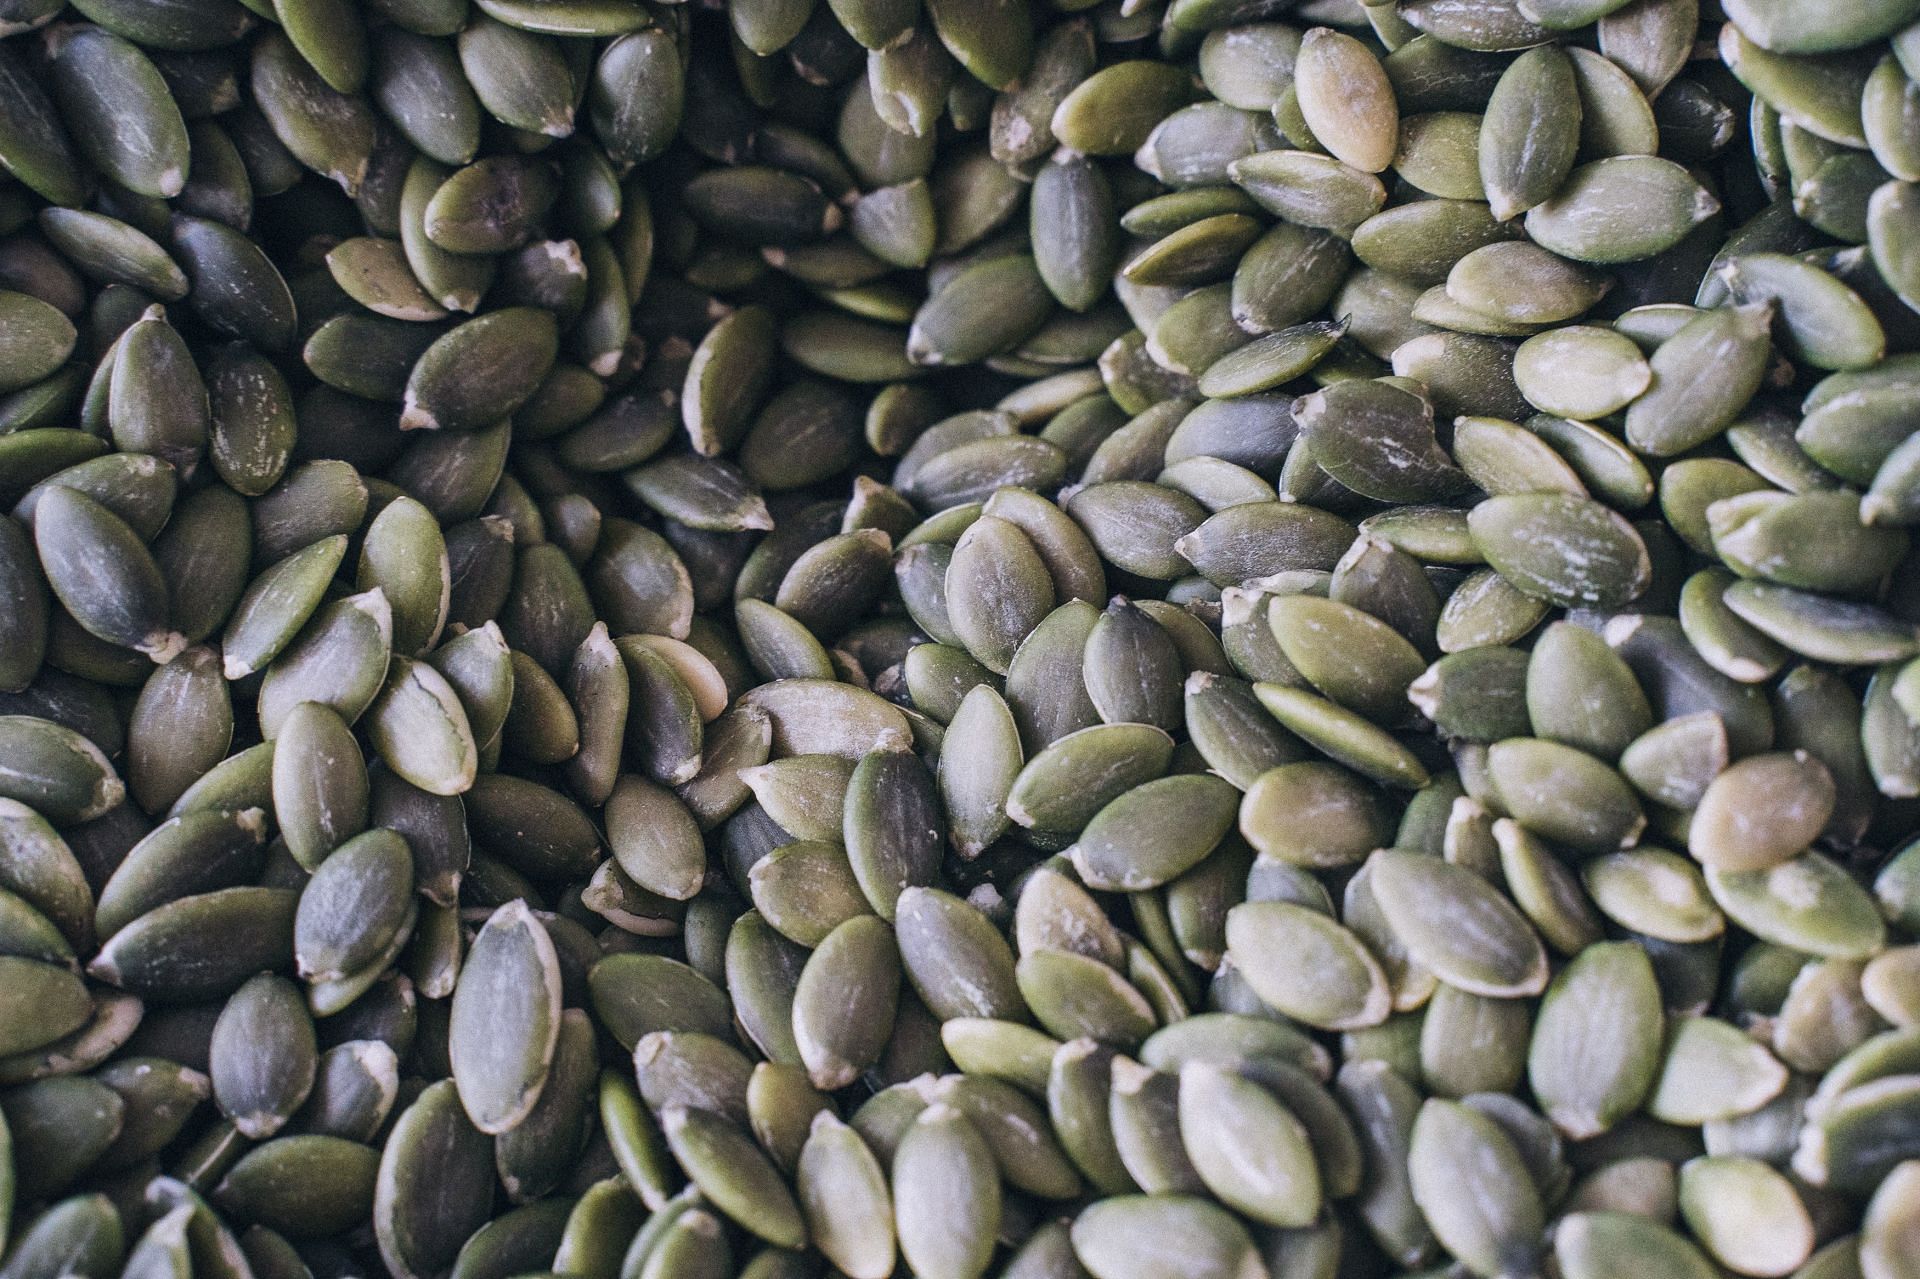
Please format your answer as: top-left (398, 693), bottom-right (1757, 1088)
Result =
top-left (95, 813), bottom-right (266, 952)
top-left (89, 886), bottom-right (297, 1003)
top-left (945, 516), bottom-right (1055, 675)
top-left (590, 29), bottom-right (681, 165)
top-left (908, 255), bottom-right (1054, 368)
top-left (212, 1136), bottom-right (380, 1239)
top-left (34, 486), bottom-right (184, 662)
top-left (1294, 28), bottom-right (1398, 174)
top-left (1555, 1212), bottom-right (1721, 1279)
top-left (1487, 737), bottom-right (1645, 854)
top-left (271, 701), bottom-right (369, 871)
top-left (1226, 901), bottom-right (1390, 1031)
top-left (448, 900), bottom-right (561, 1134)
top-left (740, 679), bottom-right (914, 758)
top-left (1069, 774), bottom-right (1239, 891)
top-left (295, 829), bottom-right (414, 984)
top-left (1690, 751), bottom-right (1835, 872)
top-left (1583, 848), bottom-right (1725, 943)
top-left (1525, 156), bottom-right (1718, 264)
top-left (1367, 849), bottom-right (1548, 997)
top-left (1722, 582), bottom-right (1920, 666)
top-left (1468, 492), bottom-right (1652, 609)
top-left (1705, 853), bottom-right (1887, 960)
top-left (210, 974), bottom-right (316, 1140)
top-left (797, 1113), bottom-right (894, 1279)
top-left (662, 1105), bottom-right (807, 1250)
top-left (1197, 320), bottom-right (1346, 398)
top-left (1723, 0), bottom-right (1917, 55)
top-left (325, 235), bottom-right (449, 322)
top-left (401, 307), bottom-right (559, 433)
top-left (891, 1103), bottom-right (999, 1279)
top-left (1514, 327), bottom-right (1651, 419)
top-left (1069, 1194), bottom-right (1262, 1279)
top-left (221, 535), bottom-right (349, 680)
top-left (1407, 1098), bottom-right (1546, 1279)
top-left (1007, 723), bottom-right (1174, 837)
top-left (1178, 1060), bottom-right (1323, 1226)
top-left (1861, 1160), bottom-right (1920, 1279)
top-left (1723, 253), bottom-right (1885, 372)
top-left (255, 588), bottom-right (395, 738)
top-left (1527, 941), bottom-right (1663, 1140)
top-left (1252, 683), bottom-right (1431, 789)
top-left (0, 956), bottom-right (91, 1057)
top-left (1676, 1156), bottom-right (1814, 1277)
top-left (49, 26), bottom-right (188, 198)
top-left (842, 747), bottom-right (941, 920)
top-left (1269, 594), bottom-right (1425, 723)
top-left (375, 1080), bottom-right (495, 1279)
top-left (1051, 62), bottom-right (1194, 157)
top-left (1294, 379), bottom-right (1469, 505)
top-left (938, 684), bottom-right (1023, 859)
top-left (1232, 150), bottom-right (1387, 232)
top-left (895, 886), bottom-right (1026, 1023)
top-left (750, 840), bottom-right (871, 947)
top-left (793, 914), bottom-right (900, 1091)
top-left (1239, 761), bottom-right (1391, 869)
top-left (1016, 949), bottom-right (1156, 1046)
top-left (1481, 46), bottom-right (1581, 221)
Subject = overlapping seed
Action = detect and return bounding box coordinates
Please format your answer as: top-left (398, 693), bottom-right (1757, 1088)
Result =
top-left (5, 0), bottom-right (1920, 1277)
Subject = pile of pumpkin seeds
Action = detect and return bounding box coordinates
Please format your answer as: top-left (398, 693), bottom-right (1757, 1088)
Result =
top-left (10, 0), bottom-right (1920, 1273)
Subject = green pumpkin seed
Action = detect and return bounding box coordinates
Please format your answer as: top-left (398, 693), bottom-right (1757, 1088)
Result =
top-left (793, 914), bottom-right (900, 1090)
top-left (1677, 1156), bottom-right (1814, 1277)
top-left (1366, 849), bottom-right (1548, 998)
top-left (796, 1113), bottom-right (894, 1279)
top-left (1408, 1098), bottom-right (1546, 1278)
top-left (1070, 1194), bottom-right (1262, 1279)
top-left (375, 1081), bottom-right (496, 1279)
top-left (1468, 492), bottom-right (1652, 609)
top-left (448, 900), bottom-right (561, 1134)
top-left (1722, 582), bottom-right (1920, 665)
top-left (1555, 1212), bottom-right (1720, 1279)
top-left (895, 887), bottom-right (1025, 1023)
top-left (1528, 941), bottom-right (1663, 1139)
top-left (1051, 61), bottom-right (1194, 157)
top-left (662, 1106), bottom-right (807, 1251)
top-left (210, 974), bottom-right (316, 1140)
top-left (1705, 852), bottom-right (1887, 960)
